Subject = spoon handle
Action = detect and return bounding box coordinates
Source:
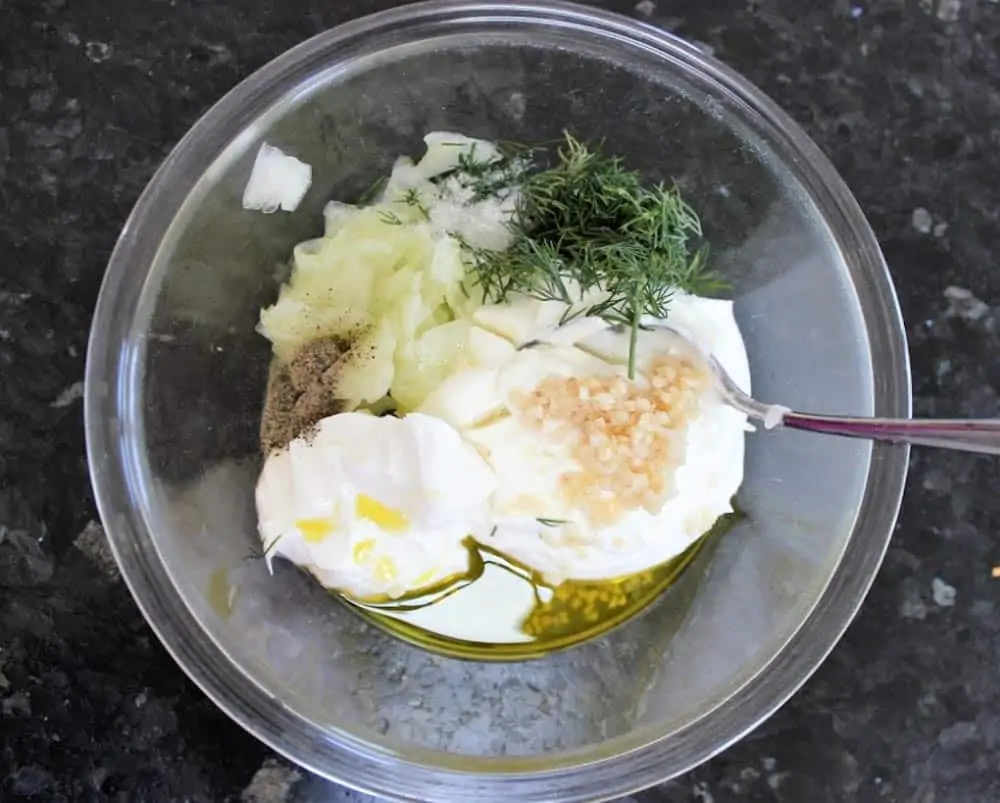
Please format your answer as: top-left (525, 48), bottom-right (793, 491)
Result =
top-left (781, 413), bottom-right (1000, 455)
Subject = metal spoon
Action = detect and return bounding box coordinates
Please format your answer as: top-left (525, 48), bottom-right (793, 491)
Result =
top-left (647, 323), bottom-right (1000, 456)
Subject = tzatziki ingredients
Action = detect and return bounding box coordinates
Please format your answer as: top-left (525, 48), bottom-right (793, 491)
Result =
top-left (250, 131), bottom-right (750, 656)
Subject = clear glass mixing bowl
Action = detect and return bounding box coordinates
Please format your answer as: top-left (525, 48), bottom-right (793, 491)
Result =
top-left (84, 2), bottom-right (911, 800)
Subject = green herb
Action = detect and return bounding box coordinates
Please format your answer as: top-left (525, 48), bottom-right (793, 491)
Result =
top-left (358, 175), bottom-right (387, 205)
top-left (245, 535), bottom-right (283, 563)
top-left (378, 209), bottom-right (403, 226)
top-left (455, 146), bottom-right (532, 203)
top-left (455, 142), bottom-right (484, 171)
top-left (461, 132), bottom-right (724, 379)
top-left (536, 517), bottom-right (568, 527)
top-left (401, 188), bottom-right (430, 220)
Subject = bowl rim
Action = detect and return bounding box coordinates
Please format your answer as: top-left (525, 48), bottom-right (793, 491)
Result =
top-left (85, 1), bottom-right (911, 800)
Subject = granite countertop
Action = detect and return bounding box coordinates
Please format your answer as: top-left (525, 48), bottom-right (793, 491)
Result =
top-left (2, 0), bottom-right (999, 800)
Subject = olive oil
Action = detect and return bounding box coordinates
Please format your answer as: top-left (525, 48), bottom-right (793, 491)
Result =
top-left (207, 567), bottom-right (238, 619)
top-left (344, 511), bottom-right (741, 661)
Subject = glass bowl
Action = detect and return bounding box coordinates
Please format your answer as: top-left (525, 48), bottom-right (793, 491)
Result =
top-left (84, 2), bottom-right (910, 800)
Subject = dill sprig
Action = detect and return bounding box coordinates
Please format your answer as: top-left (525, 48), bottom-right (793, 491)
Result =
top-left (401, 187), bottom-right (431, 220)
top-left (377, 209), bottom-right (403, 226)
top-left (245, 535), bottom-right (282, 564)
top-left (358, 174), bottom-right (388, 205)
top-left (453, 144), bottom-right (533, 202)
top-left (462, 133), bottom-right (724, 379)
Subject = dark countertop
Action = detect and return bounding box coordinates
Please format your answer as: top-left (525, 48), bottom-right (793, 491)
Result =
top-left (2, 0), bottom-right (999, 800)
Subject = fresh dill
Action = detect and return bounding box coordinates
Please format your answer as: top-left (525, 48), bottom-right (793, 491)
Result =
top-left (536, 517), bottom-right (568, 527)
top-left (358, 174), bottom-right (387, 205)
top-left (459, 132), bottom-right (724, 379)
top-left (455, 145), bottom-right (532, 202)
top-left (245, 535), bottom-right (283, 563)
top-left (401, 187), bottom-right (430, 220)
top-left (378, 209), bottom-right (403, 226)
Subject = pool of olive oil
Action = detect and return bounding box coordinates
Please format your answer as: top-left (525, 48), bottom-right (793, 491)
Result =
top-left (343, 511), bottom-right (741, 661)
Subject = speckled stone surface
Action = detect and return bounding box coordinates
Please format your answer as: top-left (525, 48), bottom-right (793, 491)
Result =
top-left (2, 0), bottom-right (1000, 800)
